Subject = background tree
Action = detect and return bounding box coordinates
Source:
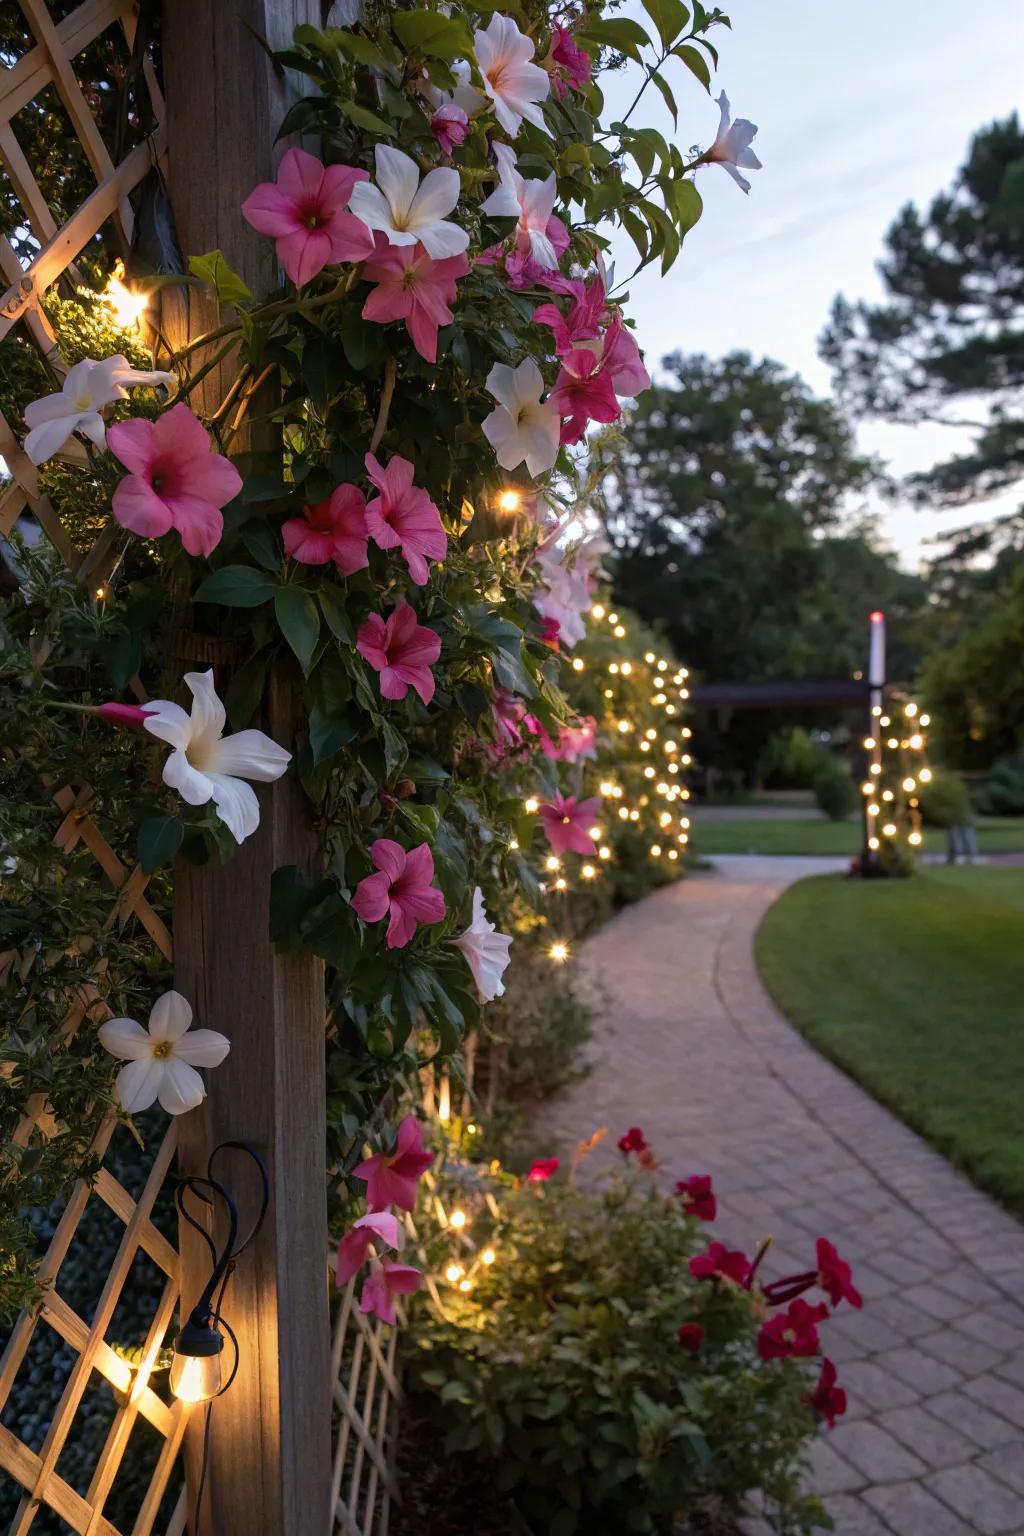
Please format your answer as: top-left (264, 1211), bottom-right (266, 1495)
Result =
top-left (820, 114), bottom-right (1024, 554)
top-left (601, 351), bottom-right (923, 780)
top-left (922, 563), bottom-right (1024, 772)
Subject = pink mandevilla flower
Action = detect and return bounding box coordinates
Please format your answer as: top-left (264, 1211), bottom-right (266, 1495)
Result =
top-left (354, 1112), bottom-right (434, 1210)
top-left (816, 1238), bottom-right (863, 1309)
top-left (527, 1157), bottom-right (560, 1182)
top-left (336, 1210), bottom-right (403, 1285)
top-left (361, 240), bottom-right (470, 365)
top-left (549, 21), bottom-right (591, 98)
top-left (281, 484), bottom-right (369, 574)
top-left (534, 273), bottom-right (608, 354)
top-left (675, 1174), bottom-right (717, 1222)
top-left (356, 604), bottom-right (441, 706)
top-left (538, 791), bottom-right (601, 857)
top-left (241, 148), bottom-right (373, 286)
top-left (689, 1242), bottom-right (752, 1289)
top-left (350, 839), bottom-right (446, 951)
top-left (548, 345), bottom-right (622, 445)
top-left (107, 404), bottom-right (241, 558)
top-left (757, 1299), bottom-right (829, 1362)
top-left (431, 103), bottom-right (469, 155)
top-left (364, 452), bottom-right (447, 584)
top-left (617, 1126), bottom-right (648, 1155)
top-left (809, 1358), bottom-right (847, 1429)
top-left (360, 1257), bottom-right (422, 1325)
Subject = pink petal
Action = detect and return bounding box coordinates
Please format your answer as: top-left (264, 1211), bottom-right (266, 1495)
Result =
top-left (179, 451), bottom-right (243, 509)
top-left (111, 475), bottom-right (173, 540)
top-left (106, 417), bottom-right (155, 476)
top-left (325, 211), bottom-right (376, 264)
top-left (152, 402), bottom-right (211, 461)
top-left (362, 282), bottom-right (413, 327)
top-left (276, 146), bottom-right (327, 203)
top-left (371, 839), bottom-right (408, 882)
top-left (400, 884), bottom-right (445, 925)
top-left (277, 229), bottom-right (334, 287)
top-left (163, 494), bottom-right (225, 557)
top-left (385, 898), bottom-right (416, 949)
top-left (395, 1114), bottom-right (427, 1159)
top-left (241, 182), bottom-right (303, 239)
top-left (320, 162), bottom-right (369, 204)
top-left (379, 667), bottom-right (411, 701)
top-left (283, 518), bottom-right (335, 563)
top-left (405, 305), bottom-right (439, 364)
top-left (402, 843), bottom-right (435, 887)
top-left (382, 1262), bottom-right (422, 1297)
top-left (336, 1227), bottom-right (374, 1285)
top-left (351, 870), bottom-right (392, 923)
top-left (356, 614), bottom-right (389, 669)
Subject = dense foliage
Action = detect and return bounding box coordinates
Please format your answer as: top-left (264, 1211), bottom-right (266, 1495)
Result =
top-left (598, 351), bottom-right (924, 780)
top-left (1, 0), bottom-right (745, 1310)
top-left (405, 1151), bottom-right (837, 1535)
top-left (821, 114), bottom-right (1024, 553)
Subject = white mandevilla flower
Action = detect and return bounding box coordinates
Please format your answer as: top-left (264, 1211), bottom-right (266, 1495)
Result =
top-left (347, 145), bottom-right (469, 259)
top-left (454, 887), bottom-right (513, 1003)
top-left (481, 359), bottom-right (560, 478)
top-left (473, 14), bottom-right (551, 137)
top-left (706, 91), bottom-right (762, 193)
top-left (420, 59), bottom-right (487, 120)
top-left (481, 143), bottom-right (558, 268)
top-left (533, 535), bottom-right (607, 649)
top-left (22, 355), bottom-right (174, 466)
top-left (143, 670), bottom-right (292, 844)
top-left (98, 990), bottom-right (230, 1116)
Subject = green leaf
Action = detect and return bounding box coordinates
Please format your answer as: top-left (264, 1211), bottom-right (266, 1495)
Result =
top-left (309, 703), bottom-right (357, 765)
top-left (269, 864), bottom-right (316, 951)
top-left (240, 521), bottom-right (282, 573)
top-left (187, 249), bottom-right (253, 308)
top-left (225, 649), bottom-right (270, 730)
top-left (577, 17), bottom-right (652, 62)
top-left (670, 178), bottom-right (703, 234)
top-left (381, 720), bottom-right (408, 780)
top-left (642, 0), bottom-right (690, 47)
top-left (318, 586), bottom-right (355, 646)
top-left (650, 68), bottom-right (678, 127)
top-left (392, 10), bottom-right (473, 60)
top-left (137, 816), bottom-right (184, 873)
top-left (340, 100), bottom-right (394, 136)
top-left (674, 42), bottom-right (711, 91)
top-left (275, 587), bottom-right (321, 672)
top-left (302, 337), bottom-right (348, 411)
top-left (194, 565), bottom-right (277, 608)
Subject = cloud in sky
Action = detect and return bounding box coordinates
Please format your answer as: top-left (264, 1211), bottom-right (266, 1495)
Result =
top-left (606, 0), bottom-right (1024, 568)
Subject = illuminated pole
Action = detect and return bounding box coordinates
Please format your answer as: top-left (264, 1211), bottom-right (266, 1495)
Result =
top-left (862, 610), bottom-right (886, 872)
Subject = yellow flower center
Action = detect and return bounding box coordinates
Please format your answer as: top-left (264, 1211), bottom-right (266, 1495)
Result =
top-left (152, 1040), bottom-right (173, 1060)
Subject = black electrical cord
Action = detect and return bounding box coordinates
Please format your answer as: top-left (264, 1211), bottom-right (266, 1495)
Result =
top-left (175, 1141), bottom-right (269, 1535)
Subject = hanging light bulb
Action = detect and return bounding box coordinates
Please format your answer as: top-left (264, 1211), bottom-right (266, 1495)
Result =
top-left (103, 260), bottom-right (148, 329)
top-left (549, 941), bottom-right (570, 963)
top-left (497, 487), bottom-right (522, 513)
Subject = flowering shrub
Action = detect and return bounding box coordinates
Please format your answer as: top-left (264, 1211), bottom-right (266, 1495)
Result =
top-left (2, 0), bottom-right (762, 1311)
top-left (404, 1135), bottom-right (849, 1534)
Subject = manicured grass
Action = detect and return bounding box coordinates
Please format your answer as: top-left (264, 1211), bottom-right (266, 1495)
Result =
top-left (756, 867), bottom-right (1024, 1212)
top-left (693, 816), bottom-right (1024, 857)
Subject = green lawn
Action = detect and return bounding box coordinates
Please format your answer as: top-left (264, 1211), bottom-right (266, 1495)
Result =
top-left (756, 867), bottom-right (1024, 1212)
top-left (694, 816), bottom-right (1024, 857)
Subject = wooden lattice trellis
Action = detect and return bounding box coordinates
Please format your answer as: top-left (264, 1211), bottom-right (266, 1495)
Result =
top-left (0, 4), bottom-right (408, 1533)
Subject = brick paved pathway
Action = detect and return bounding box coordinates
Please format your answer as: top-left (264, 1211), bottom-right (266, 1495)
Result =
top-left (531, 857), bottom-right (1024, 1535)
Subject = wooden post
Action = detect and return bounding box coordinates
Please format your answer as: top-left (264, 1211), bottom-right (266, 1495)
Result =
top-left (160, 4), bottom-right (330, 1533)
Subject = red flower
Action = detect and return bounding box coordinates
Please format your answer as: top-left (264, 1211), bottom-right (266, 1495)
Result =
top-left (757, 1299), bottom-right (829, 1361)
top-left (538, 616), bottom-right (561, 650)
top-left (808, 1358), bottom-right (847, 1429)
top-left (816, 1239), bottom-right (862, 1310)
top-left (689, 1242), bottom-right (751, 1289)
top-left (676, 1322), bottom-right (704, 1353)
top-left (617, 1126), bottom-right (647, 1155)
top-left (527, 1157), bottom-right (560, 1182)
top-left (675, 1174), bottom-right (716, 1222)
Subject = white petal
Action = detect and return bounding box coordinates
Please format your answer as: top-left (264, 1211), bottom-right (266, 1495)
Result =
top-left (521, 404), bottom-right (561, 477)
top-left (143, 700), bottom-right (192, 751)
top-left (174, 1028), bottom-right (231, 1068)
top-left (408, 166), bottom-right (461, 227)
top-left (527, 225), bottom-right (558, 269)
top-left (715, 91), bottom-right (731, 141)
top-left (206, 773), bottom-right (261, 844)
top-left (484, 362), bottom-right (520, 413)
top-left (157, 1058), bottom-right (206, 1115)
top-left (481, 405), bottom-right (524, 470)
top-left (205, 728), bottom-right (291, 783)
top-left (115, 1057), bottom-right (163, 1113)
top-left (481, 181), bottom-right (522, 218)
top-left (347, 181), bottom-right (403, 237)
top-left (77, 412), bottom-right (108, 449)
top-left (97, 1016), bottom-right (152, 1061)
top-left (162, 750), bottom-right (215, 807)
top-left (23, 413), bottom-right (78, 465)
top-left (149, 989), bottom-right (193, 1042)
top-left (414, 218), bottom-right (469, 260)
top-left (184, 670), bottom-right (226, 760)
top-left (720, 162), bottom-right (752, 194)
top-left (374, 145), bottom-right (421, 223)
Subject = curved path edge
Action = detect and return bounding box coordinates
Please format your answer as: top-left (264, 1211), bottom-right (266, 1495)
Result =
top-left (529, 857), bottom-right (1024, 1536)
